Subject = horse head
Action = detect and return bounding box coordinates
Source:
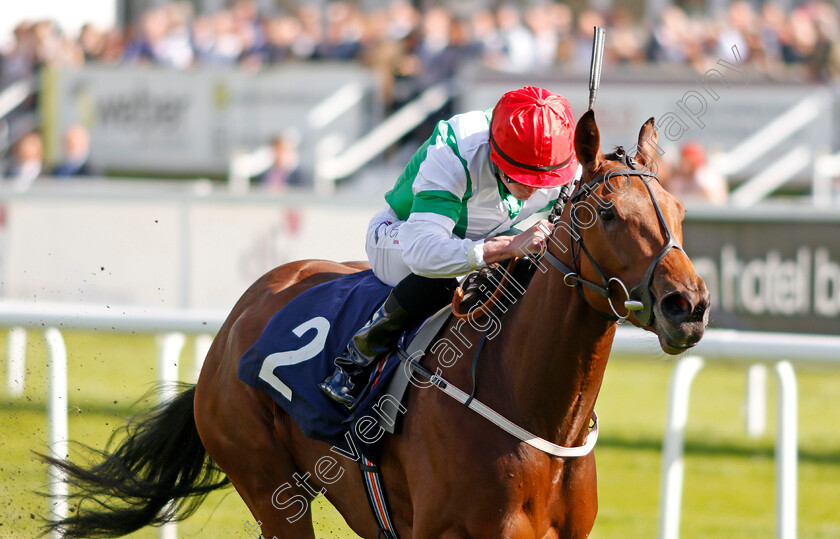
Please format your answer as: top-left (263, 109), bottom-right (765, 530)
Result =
top-left (551, 110), bottom-right (709, 354)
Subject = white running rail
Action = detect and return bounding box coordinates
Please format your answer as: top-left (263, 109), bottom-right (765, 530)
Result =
top-left (611, 326), bottom-right (840, 539)
top-left (0, 302), bottom-right (226, 539)
top-left (812, 150), bottom-right (840, 207)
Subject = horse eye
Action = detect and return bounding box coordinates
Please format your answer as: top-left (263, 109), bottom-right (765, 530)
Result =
top-left (599, 208), bottom-right (616, 222)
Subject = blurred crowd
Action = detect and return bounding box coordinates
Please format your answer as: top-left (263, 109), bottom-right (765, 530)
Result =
top-left (3, 0), bottom-right (840, 96)
top-left (3, 0), bottom-right (838, 201)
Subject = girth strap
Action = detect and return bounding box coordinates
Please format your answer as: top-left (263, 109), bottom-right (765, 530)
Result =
top-left (359, 457), bottom-right (399, 539)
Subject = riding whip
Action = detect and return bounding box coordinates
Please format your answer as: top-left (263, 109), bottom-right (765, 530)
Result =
top-left (548, 27), bottom-right (605, 225)
top-left (588, 26), bottom-right (606, 111)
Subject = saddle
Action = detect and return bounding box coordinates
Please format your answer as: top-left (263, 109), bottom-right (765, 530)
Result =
top-left (236, 262), bottom-right (536, 461)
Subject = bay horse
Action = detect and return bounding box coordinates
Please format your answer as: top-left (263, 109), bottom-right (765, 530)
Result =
top-left (43, 111), bottom-right (709, 538)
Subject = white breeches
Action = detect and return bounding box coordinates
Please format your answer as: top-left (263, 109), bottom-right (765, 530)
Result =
top-left (365, 207), bottom-right (413, 287)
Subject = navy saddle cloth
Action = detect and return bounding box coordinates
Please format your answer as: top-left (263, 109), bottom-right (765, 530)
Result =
top-left (238, 270), bottom-right (412, 463)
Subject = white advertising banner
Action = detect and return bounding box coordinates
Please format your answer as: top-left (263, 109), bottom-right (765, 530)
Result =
top-left (2, 188), bottom-right (376, 310)
top-left (186, 203), bottom-right (373, 309)
top-left (43, 65), bottom-right (377, 174)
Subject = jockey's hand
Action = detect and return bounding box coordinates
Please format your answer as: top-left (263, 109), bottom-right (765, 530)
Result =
top-left (483, 220), bottom-right (554, 265)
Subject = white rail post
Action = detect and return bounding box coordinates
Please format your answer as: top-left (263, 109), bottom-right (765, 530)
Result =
top-left (658, 355), bottom-right (704, 539)
top-left (774, 361), bottom-right (797, 539)
top-left (228, 147), bottom-right (251, 194)
top-left (745, 364), bottom-right (768, 437)
top-left (157, 332), bottom-right (186, 539)
top-left (44, 328), bottom-right (68, 539)
top-left (6, 327), bottom-right (27, 397)
top-left (313, 134), bottom-right (345, 197)
top-left (193, 334), bottom-right (213, 383)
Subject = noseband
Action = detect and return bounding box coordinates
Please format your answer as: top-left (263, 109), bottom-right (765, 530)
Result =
top-left (543, 151), bottom-right (684, 325)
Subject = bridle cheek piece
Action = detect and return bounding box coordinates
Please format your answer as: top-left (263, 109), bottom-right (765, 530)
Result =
top-left (543, 162), bottom-right (684, 325)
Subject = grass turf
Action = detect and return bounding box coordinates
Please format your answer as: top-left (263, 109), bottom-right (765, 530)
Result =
top-left (1, 331), bottom-right (838, 538)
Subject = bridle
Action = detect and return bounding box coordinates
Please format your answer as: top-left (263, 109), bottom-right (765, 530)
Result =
top-left (542, 150), bottom-right (684, 325)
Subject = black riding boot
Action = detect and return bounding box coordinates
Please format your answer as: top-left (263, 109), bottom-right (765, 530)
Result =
top-left (320, 274), bottom-right (458, 409)
top-left (319, 292), bottom-right (410, 408)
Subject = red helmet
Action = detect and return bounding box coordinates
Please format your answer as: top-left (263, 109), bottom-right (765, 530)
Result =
top-left (489, 86), bottom-right (578, 188)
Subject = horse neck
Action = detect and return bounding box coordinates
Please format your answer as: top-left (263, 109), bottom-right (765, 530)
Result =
top-left (496, 257), bottom-right (616, 447)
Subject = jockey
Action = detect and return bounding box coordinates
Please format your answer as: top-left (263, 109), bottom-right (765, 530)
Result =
top-left (320, 86), bottom-right (580, 409)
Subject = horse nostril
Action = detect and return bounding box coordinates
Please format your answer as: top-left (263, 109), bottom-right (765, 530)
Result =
top-left (687, 296), bottom-right (709, 323)
top-left (661, 292), bottom-right (692, 324)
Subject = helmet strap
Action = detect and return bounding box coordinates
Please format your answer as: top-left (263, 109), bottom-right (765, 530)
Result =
top-left (489, 131), bottom-right (573, 173)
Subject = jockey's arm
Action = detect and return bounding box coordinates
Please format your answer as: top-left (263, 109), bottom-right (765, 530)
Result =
top-left (399, 213), bottom-right (484, 278)
top-left (400, 213), bottom-right (553, 278)
top-left (482, 222), bottom-right (553, 264)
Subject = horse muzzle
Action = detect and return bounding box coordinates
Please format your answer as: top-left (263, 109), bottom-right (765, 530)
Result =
top-left (652, 283), bottom-right (711, 355)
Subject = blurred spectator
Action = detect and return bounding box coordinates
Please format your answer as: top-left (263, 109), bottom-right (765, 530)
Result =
top-left (208, 10), bottom-right (245, 65)
top-left (261, 133), bottom-right (302, 191)
top-left (525, 4), bottom-right (559, 68)
top-left (607, 8), bottom-right (646, 65)
top-left (317, 2), bottom-right (364, 60)
top-left (528, 3), bottom-right (575, 68)
top-left (52, 125), bottom-right (96, 177)
top-left (294, 4), bottom-right (323, 60)
top-left (261, 15), bottom-right (301, 64)
top-left (470, 9), bottom-right (505, 68)
top-left (496, 4), bottom-right (537, 72)
top-left (360, 8), bottom-right (405, 107)
top-left (79, 24), bottom-right (106, 62)
top-left (440, 17), bottom-right (482, 78)
top-left (405, 7), bottom-right (462, 94)
top-left (809, 2), bottom-right (840, 81)
top-left (123, 8), bottom-right (168, 65)
top-left (647, 6), bottom-right (690, 64)
top-left (717, 1), bottom-right (753, 63)
top-left (4, 131), bottom-right (43, 190)
top-left (573, 10), bottom-right (607, 71)
top-left (234, 0), bottom-right (267, 69)
top-left (159, 2), bottom-right (196, 69)
top-left (1, 23), bottom-right (38, 88)
top-left (664, 142), bottom-right (728, 205)
top-left (753, 3), bottom-right (785, 75)
top-left (3, 1), bottom-right (840, 80)
top-left (387, 0), bottom-right (419, 42)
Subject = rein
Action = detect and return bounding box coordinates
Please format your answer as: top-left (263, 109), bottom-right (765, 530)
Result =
top-left (451, 258), bottom-right (519, 320)
top-left (543, 154), bottom-right (684, 325)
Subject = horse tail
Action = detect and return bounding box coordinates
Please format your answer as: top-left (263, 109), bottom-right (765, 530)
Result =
top-left (39, 383), bottom-right (230, 538)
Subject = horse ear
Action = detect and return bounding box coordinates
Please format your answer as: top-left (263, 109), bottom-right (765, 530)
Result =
top-left (574, 110), bottom-right (602, 166)
top-left (635, 117), bottom-right (659, 170)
